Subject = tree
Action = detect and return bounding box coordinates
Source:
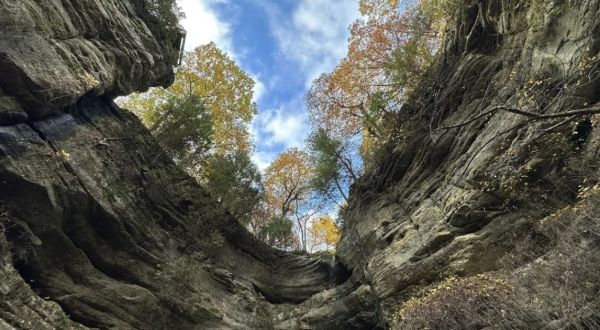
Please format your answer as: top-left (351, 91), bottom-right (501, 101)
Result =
top-left (308, 129), bottom-right (360, 208)
top-left (120, 43), bottom-right (263, 233)
top-left (203, 150), bottom-right (262, 226)
top-left (307, 0), bottom-right (445, 156)
top-left (263, 148), bottom-right (322, 251)
top-left (289, 192), bottom-right (326, 253)
top-left (172, 43), bottom-right (257, 154)
top-left (122, 42), bottom-right (257, 155)
top-left (258, 216), bottom-right (298, 251)
top-left (309, 215), bottom-right (341, 252)
top-left (247, 200), bottom-right (272, 236)
top-left (263, 149), bottom-right (313, 218)
top-left (127, 94), bottom-right (213, 167)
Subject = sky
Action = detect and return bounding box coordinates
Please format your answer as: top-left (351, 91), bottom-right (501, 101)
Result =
top-left (176, 0), bottom-right (360, 170)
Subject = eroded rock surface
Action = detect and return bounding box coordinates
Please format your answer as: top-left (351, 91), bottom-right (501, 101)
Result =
top-left (0, 0), bottom-right (175, 123)
top-left (0, 1), bottom-right (374, 329)
top-left (0, 96), bottom-right (373, 329)
top-left (1, 0), bottom-right (600, 329)
top-left (338, 0), bottom-right (600, 326)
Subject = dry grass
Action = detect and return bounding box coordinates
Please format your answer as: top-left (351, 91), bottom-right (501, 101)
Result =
top-left (393, 185), bottom-right (600, 329)
top-left (393, 273), bottom-right (515, 329)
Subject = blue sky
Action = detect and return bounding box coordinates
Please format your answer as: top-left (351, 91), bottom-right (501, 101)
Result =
top-left (177, 0), bottom-right (360, 169)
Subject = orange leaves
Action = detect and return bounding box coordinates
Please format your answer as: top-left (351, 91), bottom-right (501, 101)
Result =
top-left (263, 148), bottom-right (313, 218)
top-left (307, 0), bottom-right (446, 157)
top-left (308, 1), bottom-right (412, 134)
top-left (307, 73), bottom-right (363, 137)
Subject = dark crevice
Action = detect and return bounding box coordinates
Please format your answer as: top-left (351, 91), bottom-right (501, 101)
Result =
top-left (331, 257), bottom-right (352, 286)
top-left (65, 197), bottom-right (157, 289)
top-left (570, 117), bottom-right (593, 148)
top-left (409, 233), bottom-right (455, 263)
top-left (5, 227), bottom-right (40, 296)
top-left (252, 282), bottom-right (286, 304)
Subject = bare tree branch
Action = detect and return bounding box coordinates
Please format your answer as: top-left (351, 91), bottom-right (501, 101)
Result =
top-left (438, 104), bottom-right (600, 132)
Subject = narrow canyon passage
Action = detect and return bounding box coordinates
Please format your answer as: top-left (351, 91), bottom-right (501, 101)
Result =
top-left (1, 0), bottom-right (600, 329)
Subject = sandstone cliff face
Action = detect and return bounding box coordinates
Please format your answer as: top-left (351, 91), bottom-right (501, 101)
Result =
top-left (0, 1), bottom-right (374, 329)
top-left (0, 0), bottom-right (175, 124)
top-left (0, 97), bottom-right (369, 329)
top-left (338, 0), bottom-right (600, 327)
top-left (1, 0), bottom-right (599, 329)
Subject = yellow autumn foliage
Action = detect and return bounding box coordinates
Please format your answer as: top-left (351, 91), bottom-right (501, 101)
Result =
top-left (309, 215), bottom-right (341, 251)
top-left (121, 42), bottom-right (257, 155)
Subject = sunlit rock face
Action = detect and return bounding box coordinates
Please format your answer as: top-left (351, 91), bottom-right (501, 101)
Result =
top-left (1, 0), bottom-right (600, 329)
top-left (0, 0), bottom-right (175, 124)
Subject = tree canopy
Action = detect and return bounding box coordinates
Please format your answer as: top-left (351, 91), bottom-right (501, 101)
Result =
top-left (309, 215), bottom-right (341, 252)
top-left (172, 43), bottom-right (257, 154)
top-left (307, 0), bottom-right (451, 157)
top-left (204, 150), bottom-right (262, 225)
top-left (258, 216), bottom-right (297, 251)
top-left (122, 42), bottom-right (257, 156)
top-left (263, 148), bottom-right (314, 218)
top-left (126, 93), bottom-right (213, 167)
top-left (121, 0), bottom-right (455, 254)
top-left (120, 43), bottom-right (263, 240)
top-left (262, 149), bottom-right (321, 251)
top-left (308, 129), bottom-right (360, 207)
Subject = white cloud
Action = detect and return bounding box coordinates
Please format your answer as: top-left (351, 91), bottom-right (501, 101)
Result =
top-left (250, 73), bottom-right (266, 103)
top-left (176, 1), bottom-right (358, 170)
top-left (265, 111), bottom-right (307, 148)
top-left (263, 0), bottom-right (360, 86)
top-left (177, 0), bottom-right (233, 53)
top-left (178, 0), bottom-right (265, 103)
top-left (250, 94), bottom-right (310, 168)
top-left (251, 150), bottom-right (276, 171)
top-left (252, 107), bottom-right (309, 150)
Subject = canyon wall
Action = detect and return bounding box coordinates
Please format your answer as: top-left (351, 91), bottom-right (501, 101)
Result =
top-left (0, 1), bottom-right (374, 329)
top-left (339, 0), bottom-right (600, 327)
top-left (1, 0), bottom-right (599, 329)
